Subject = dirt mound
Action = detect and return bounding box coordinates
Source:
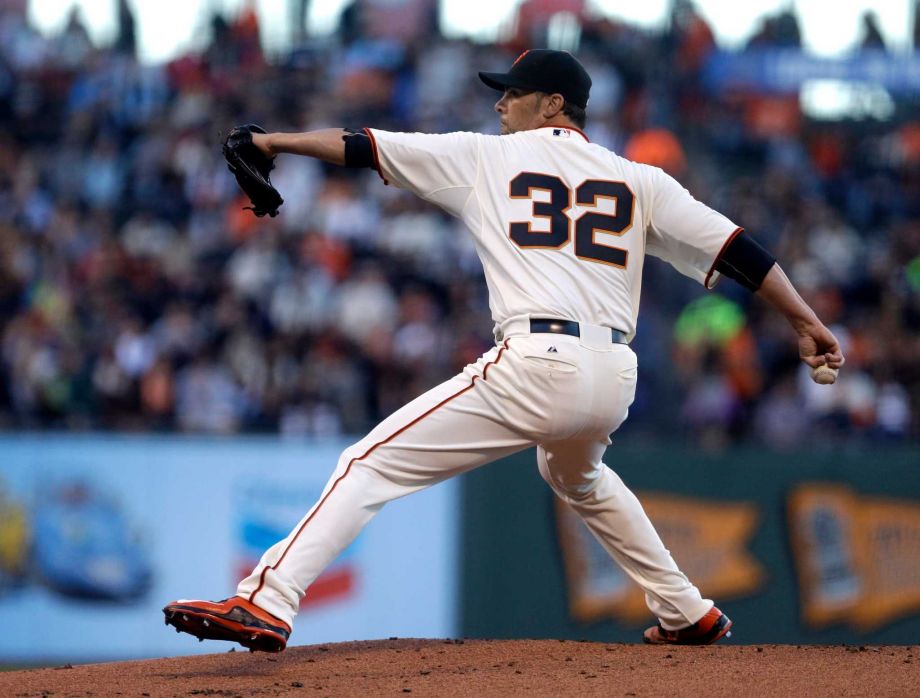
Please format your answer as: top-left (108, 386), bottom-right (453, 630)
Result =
top-left (4, 639), bottom-right (918, 697)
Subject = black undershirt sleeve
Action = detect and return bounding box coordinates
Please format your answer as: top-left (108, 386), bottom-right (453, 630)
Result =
top-left (342, 128), bottom-right (374, 168)
top-left (715, 232), bottom-right (776, 291)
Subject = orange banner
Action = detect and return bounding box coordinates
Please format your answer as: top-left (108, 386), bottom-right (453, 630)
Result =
top-left (556, 492), bottom-right (763, 624)
top-left (788, 484), bottom-right (920, 630)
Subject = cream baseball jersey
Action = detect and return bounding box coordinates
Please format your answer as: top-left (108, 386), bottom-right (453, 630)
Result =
top-left (169, 122), bottom-right (732, 646)
top-left (367, 126), bottom-right (741, 340)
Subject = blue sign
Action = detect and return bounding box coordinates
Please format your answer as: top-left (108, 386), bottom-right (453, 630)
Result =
top-left (703, 49), bottom-right (920, 95)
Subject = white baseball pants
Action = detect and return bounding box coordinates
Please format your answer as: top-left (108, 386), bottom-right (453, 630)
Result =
top-left (237, 318), bottom-right (713, 631)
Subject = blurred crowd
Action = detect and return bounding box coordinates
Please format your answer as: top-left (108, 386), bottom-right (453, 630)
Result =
top-left (0, 0), bottom-right (918, 448)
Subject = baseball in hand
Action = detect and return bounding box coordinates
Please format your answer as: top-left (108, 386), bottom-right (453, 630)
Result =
top-left (811, 365), bottom-right (838, 385)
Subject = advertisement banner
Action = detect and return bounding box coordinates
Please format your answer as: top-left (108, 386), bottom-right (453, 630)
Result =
top-left (557, 493), bottom-right (763, 624)
top-left (788, 484), bottom-right (920, 631)
top-left (0, 435), bottom-right (459, 662)
top-left (703, 49), bottom-right (920, 95)
top-left (461, 443), bottom-right (920, 644)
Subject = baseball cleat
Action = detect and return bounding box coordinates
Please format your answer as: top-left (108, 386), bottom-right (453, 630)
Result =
top-left (163, 597), bottom-right (291, 652)
top-left (643, 606), bottom-right (733, 645)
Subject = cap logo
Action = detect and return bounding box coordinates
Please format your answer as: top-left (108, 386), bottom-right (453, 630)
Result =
top-left (512, 50), bottom-right (530, 67)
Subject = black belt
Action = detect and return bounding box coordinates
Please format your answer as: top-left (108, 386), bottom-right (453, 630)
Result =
top-left (530, 318), bottom-right (629, 345)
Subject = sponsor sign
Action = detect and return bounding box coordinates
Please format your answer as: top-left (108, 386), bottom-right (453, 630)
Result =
top-left (0, 436), bottom-right (459, 661)
top-left (789, 484), bottom-right (920, 630)
top-left (234, 478), bottom-right (358, 608)
top-left (557, 492), bottom-right (763, 624)
top-left (704, 49), bottom-right (920, 95)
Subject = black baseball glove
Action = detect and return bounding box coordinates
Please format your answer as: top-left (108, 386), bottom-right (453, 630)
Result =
top-left (222, 124), bottom-right (284, 217)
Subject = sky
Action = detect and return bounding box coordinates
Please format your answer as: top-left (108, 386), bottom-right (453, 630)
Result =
top-left (28, 0), bottom-right (916, 65)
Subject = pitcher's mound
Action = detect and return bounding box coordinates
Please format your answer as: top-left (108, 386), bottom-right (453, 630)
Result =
top-left (3, 638), bottom-right (918, 696)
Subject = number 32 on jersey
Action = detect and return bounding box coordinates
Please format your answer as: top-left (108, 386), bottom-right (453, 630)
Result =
top-left (508, 172), bottom-right (634, 268)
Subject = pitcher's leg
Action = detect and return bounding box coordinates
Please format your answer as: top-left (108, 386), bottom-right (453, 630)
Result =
top-left (238, 350), bottom-right (531, 626)
top-left (537, 440), bottom-right (712, 629)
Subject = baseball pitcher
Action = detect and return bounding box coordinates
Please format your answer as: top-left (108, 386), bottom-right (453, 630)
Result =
top-left (165, 50), bottom-right (844, 651)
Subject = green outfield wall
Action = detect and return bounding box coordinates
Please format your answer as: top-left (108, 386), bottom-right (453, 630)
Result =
top-left (460, 442), bottom-right (920, 644)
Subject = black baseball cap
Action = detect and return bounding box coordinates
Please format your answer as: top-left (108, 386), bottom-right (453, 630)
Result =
top-left (478, 49), bottom-right (592, 110)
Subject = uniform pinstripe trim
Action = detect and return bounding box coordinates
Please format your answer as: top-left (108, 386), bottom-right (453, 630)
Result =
top-left (248, 340), bottom-right (511, 606)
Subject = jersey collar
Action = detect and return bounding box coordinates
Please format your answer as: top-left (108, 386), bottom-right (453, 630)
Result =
top-left (533, 125), bottom-right (590, 142)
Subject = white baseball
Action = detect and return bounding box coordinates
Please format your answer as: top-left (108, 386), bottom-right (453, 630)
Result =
top-left (811, 365), bottom-right (838, 385)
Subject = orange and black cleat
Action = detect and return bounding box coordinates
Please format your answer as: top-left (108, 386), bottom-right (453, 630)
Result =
top-left (163, 597), bottom-right (291, 653)
top-left (643, 606), bottom-right (732, 645)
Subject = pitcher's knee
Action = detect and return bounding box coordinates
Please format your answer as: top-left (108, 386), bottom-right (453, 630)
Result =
top-left (537, 453), bottom-right (602, 500)
top-left (336, 442), bottom-right (367, 472)
top-left (562, 474), bottom-right (603, 499)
